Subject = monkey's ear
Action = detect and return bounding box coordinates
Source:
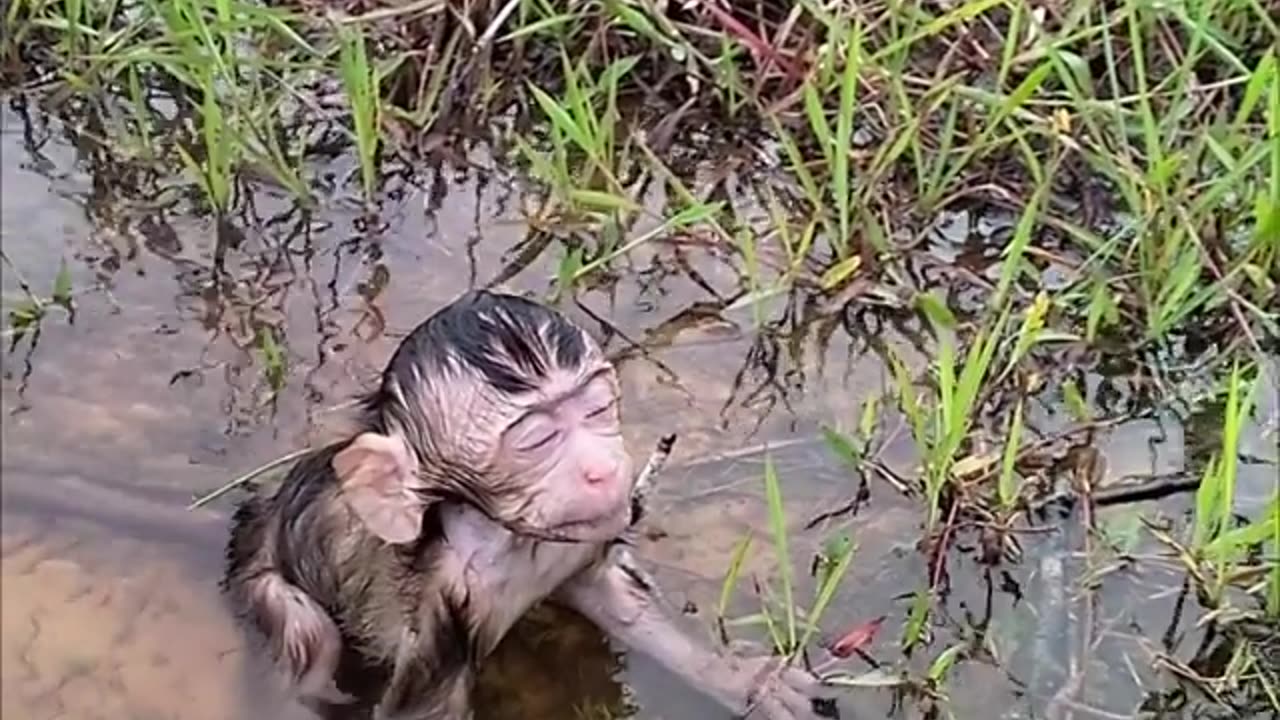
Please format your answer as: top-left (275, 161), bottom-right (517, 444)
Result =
top-left (332, 432), bottom-right (426, 544)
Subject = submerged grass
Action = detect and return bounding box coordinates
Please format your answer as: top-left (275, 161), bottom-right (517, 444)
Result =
top-left (4, 0), bottom-right (1280, 715)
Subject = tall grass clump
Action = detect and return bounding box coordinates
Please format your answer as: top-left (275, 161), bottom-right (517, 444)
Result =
top-left (715, 453), bottom-right (857, 663)
top-left (336, 21), bottom-right (381, 205)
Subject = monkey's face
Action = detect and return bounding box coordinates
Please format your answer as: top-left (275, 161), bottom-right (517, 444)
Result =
top-left (333, 291), bottom-right (639, 546)
top-left (483, 361), bottom-right (634, 542)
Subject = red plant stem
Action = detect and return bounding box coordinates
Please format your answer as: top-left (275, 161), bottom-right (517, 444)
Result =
top-left (929, 499), bottom-right (961, 590)
top-left (696, 0), bottom-right (800, 77)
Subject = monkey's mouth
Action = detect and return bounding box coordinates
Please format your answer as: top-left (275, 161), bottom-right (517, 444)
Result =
top-left (511, 503), bottom-right (631, 543)
top-left (551, 505), bottom-right (630, 535)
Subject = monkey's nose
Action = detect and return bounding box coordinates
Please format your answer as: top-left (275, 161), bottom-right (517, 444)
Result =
top-left (581, 461), bottom-right (620, 487)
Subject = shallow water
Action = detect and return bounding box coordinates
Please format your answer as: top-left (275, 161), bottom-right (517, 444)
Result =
top-left (2, 98), bottom-right (1276, 720)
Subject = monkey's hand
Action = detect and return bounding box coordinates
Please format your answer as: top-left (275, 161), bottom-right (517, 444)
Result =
top-left (555, 547), bottom-right (840, 720)
top-left (715, 654), bottom-right (836, 720)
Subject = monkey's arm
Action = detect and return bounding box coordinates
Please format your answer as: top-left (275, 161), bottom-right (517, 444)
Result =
top-left (556, 545), bottom-right (834, 720)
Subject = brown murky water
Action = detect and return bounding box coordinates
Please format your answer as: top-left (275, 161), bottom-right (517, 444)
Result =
top-left (2, 99), bottom-right (1276, 720)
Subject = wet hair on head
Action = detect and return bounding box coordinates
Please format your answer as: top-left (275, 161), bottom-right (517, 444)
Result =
top-left (398, 290), bottom-right (588, 394)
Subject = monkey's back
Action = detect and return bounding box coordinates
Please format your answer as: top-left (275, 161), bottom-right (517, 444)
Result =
top-left (222, 442), bottom-right (440, 657)
top-left (223, 444), bottom-right (349, 598)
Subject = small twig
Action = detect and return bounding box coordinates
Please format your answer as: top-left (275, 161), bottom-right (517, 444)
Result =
top-left (187, 447), bottom-right (312, 510)
top-left (929, 499), bottom-right (961, 590)
top-left (676, 434), bottom-right (822, 472)
top-left (474, 0), bottom-right (522, 49)
top-left (630, 434), bottom-right (678, 526)
top-left (1043, 698), bottom-right (1132, 720)
top-left (1092, 474), bottom-right (1201, 507)
top-left (0, 250), bottom-right (42, 303)
top-left (955, 520), bottom-right (1058, 535)
top-left (572, 297), bottom-right (694, 404)
top-left (865, 458), bottom-right (912, 494)
top-left (804, 497), bottom-right (861, 530)
top-left (333, 0), bottom-right (446, 25)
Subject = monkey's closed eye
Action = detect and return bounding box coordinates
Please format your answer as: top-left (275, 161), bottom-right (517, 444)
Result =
top-left (585, 399), bottom-right (617, 419)
top-left (509, 413), bottom-right (561, 452)
top-left (519, 430), bottom-right (560, 452)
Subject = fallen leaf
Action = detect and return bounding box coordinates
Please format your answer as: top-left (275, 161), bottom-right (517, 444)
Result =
top-left (826, 615), bottom-right (885, 657)
top-left (950, 451), bottom-right (998, 479)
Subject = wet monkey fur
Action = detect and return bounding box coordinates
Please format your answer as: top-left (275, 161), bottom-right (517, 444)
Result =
top-left (223, 290), bottom-right (839, 720)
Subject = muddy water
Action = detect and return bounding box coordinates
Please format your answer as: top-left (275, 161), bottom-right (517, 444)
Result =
top-left (2, 99), bottom-right (1276, 720)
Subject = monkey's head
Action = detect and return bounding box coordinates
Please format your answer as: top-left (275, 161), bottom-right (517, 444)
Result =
top-left (332, 290), bottom-right (635, 545)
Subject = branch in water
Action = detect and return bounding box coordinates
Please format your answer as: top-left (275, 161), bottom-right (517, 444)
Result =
top-left (1092, 474), bottom-right (1201, 507)
top-left (630, 433), bottom-right (678, 526)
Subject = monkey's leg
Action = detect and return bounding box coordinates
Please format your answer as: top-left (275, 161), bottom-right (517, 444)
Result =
top-left (237, 573), bottom-right (355, 709)
top-left (556, 547), bottom-right (839, 720)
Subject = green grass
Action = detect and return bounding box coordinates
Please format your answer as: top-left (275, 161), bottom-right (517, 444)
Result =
top-left (336, 21), bottom-right (381, 205)
top-left (4, 0), bottom-right (1279, 715)
top-left (713, 451), bottom-right (857, 663)
top-left (9, 0), bottom-right (1276, 333)
top-left (0, 251), bottom-right (76, 346)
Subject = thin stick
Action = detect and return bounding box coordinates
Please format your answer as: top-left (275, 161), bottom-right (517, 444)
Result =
top-left (0, 250), bottom-right (41, 303)
top-left (629, 434), bottom-right (678, 526)
top-left (474, 0), bottom-right (522, 49)
top-left (1093, 474), bottom-right (1201, 506)
top-left (186, 448), bottom-right (312, 510)
top-left (335, 0), bottom-right (446, 25)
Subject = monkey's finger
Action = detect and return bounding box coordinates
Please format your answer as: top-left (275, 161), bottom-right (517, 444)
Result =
top-left (780, 665), bottom-right (823, 694)
top-left (744, 696), bottom-right (792, 720)
top-left (760, 694), bottom-right (834, 720)
top-left (784, 689), bottom-right (834, 720)
top-left (771, 674), bottom-right (841, 720)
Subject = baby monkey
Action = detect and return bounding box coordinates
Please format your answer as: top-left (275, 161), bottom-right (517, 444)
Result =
top-left (223, 290), bottom-right (837, 720)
